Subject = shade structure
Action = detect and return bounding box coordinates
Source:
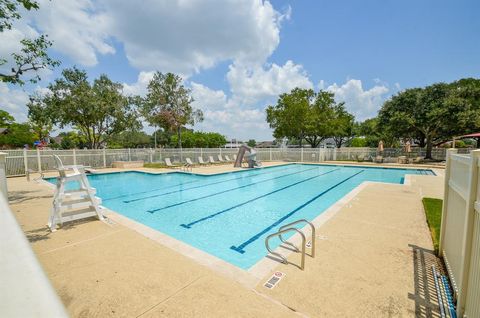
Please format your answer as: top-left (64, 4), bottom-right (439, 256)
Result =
top-left (458, 132), bottom-right (480, 138)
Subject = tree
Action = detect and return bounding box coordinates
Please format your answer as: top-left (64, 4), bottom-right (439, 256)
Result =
top-left (331, 103), bottom-right (355, 148)
top-left (378, 79), bottom-right (480, 159)
top-left (58, 131), bottom-right (87, 149)
top-left (0, 109), bottom-right (14, 127)
top-left (0, 0), bottom-right (59, 85)
top-left (109, 131), bottom-right (152, 148)
top-left (247, 139), bottom-right (256, 147)
top-left (142, 72), bottom-right (203, 148)
top-left (0, 122), bottom-right (35, 147)
top-left (266, 88), bottom-right (338, 148)
top-left (170, 130), bottom-right (227, 148)
top-left (44, 67), bottom-right (141, 149)
top-left (27, 94), bottom-right (53, 141)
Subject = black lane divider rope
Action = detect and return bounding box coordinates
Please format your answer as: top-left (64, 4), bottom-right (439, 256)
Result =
top-left (179, 168), bottom-right (340, 229)
top-left (122, 165), bottom-right (295, 203)
top-left (146, 166), bottom-right (324, 214)
top-left (230, 169), bottom-right (365, 254)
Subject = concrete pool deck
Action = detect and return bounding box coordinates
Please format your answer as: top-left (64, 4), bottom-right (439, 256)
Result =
top-left (7, 161), bottom-right (444, 317)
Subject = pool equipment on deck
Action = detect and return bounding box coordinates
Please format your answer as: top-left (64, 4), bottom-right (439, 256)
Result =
top-left (234, 144), bottom-right (261, 168)
top-left (48, 155), bottom-right (105, 231)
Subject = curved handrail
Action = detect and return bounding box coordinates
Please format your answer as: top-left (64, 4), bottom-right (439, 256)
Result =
top-left (279, 219), bottom-right (315, 258)
top-left (265, 227), bottom-right (306, 270)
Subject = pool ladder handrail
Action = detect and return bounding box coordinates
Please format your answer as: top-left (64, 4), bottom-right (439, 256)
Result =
top-left (265, 228), bottom-right (306, 270)
top-left (279, 219), bottom-right (315, 258)
top-left (265, 219), bottom-right (316, 270)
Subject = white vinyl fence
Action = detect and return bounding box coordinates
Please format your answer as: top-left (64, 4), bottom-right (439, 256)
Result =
top-left (439, 149), bottom-right (480, 317)
top-left (1, 146), bottom-right (470, 177)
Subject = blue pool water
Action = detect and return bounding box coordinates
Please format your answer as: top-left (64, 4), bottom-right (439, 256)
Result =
top-left (46, 164), bottom-right (434, 269)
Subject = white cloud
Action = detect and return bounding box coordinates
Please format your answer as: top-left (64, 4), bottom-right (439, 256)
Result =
top-left (31, 0), bottom-right (115, 66)
top-left (189, 60), bottom-right (313, 140)
top-left (122, 71), bottom-right (155, 96)
top-left (100, 0), bottom-right (287, 75)
top-left (326, 79), bottom-right (389, 121)
top-left (191, 83), bottom-right (227, 111)
top-left (0, 83), bottom-right (30, 122)
top-left (227, 60), bottom-right (313, 106)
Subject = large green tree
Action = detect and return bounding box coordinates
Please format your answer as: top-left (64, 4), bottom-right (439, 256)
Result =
top-left (0, 0), bottom-right (59, 84)
top-left (142, 72), bottom-right (204, 148)
top-left (378, 79), bottom-right (480, 159)
top-left (266, 88), bottom-right (340, 148)
top-left (0, 109), bottom-right (14, 127)
top-left (43, 67), bottom-right (141, 149)
top-left (27, 94), bottom-right (53, 141)
top-left (331, 103), bottom-right (355, 148)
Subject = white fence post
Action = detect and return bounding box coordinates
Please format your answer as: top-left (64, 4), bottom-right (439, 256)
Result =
top-left (23, 149), bottom-right (28, 175)
top-left (0, 152), bottom-right (8, 199)
top-left (457, 150), bottom-right (480, 315)
top-left (318, 147), bottom-right (321, 162)
top-left (333, 148), bottom-right (337, 161)
top-left (439, 148), bottom-right (458, 253)
top-left (103, 148), bottom-right (107, 168)
top-left (269, 148), bottom-right (272, 161)
top-left (73, 149), bottom-right (77, 166)
top-left (36, 148), bottom-right (42, 173)
top-left (301, 148), bottom-right (304, 162)
top-left (128, 148), bottom-right (131, 161)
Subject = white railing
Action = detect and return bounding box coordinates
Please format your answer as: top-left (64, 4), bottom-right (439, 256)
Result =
top-left (1, 147), bottom-right (471, 177)
top-left (439, 149), bottom-right (480, 317)
top-left (0, 176), bottom-right (68, 316)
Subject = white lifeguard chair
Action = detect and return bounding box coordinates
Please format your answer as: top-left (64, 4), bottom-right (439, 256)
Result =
top-left (48, 155), bottom-right (104, 231)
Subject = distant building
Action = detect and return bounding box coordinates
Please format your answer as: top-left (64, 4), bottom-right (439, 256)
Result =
top-left (255, 141), bottom-right (277, 148)
top-left (0, 128), bottom-right (9, 135)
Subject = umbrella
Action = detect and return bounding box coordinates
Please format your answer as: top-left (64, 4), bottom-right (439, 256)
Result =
top-left (378, 140), bottom-right (384, 153)
top-left (405, 141), bottom-right (411, 153)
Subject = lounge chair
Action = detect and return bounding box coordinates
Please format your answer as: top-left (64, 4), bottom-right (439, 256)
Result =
top-left (198, 157), bottom-right (209, 165)
top-left (224, 155), bottom-right (232, 162)
top-left (374, 155), bottom-right (383, 163)
top-left (397, 156), bottom-right (408, 164)
top-left (208, 156), bottom-right (217, 164)
top-left (185, 157), bottom-right (196, 166)
top-left (233, 154), bottom-right (237, 161)
top-left (217, 154), bottom-right (225, 163)
top-left (165, 158), bottom-right (181, 169)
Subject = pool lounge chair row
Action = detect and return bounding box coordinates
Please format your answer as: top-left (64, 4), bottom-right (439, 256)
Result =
top-left (164, 154), bottom-right (237, 169)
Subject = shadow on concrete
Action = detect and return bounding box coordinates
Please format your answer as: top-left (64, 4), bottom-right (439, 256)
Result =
top-left (408, 244), bottom-right (444, 318)
top-left (8, 190), bottom-right (52, 204)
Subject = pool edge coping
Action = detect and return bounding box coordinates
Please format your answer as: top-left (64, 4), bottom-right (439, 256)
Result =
top-left (35, 164), bottom-right (442, 289)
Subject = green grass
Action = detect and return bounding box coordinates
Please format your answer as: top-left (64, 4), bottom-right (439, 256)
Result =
top-left (422, 197), bottom-right (443, 253)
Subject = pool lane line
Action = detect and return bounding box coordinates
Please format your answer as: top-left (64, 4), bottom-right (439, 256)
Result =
top-left (146, 166), bottom-right (326, 214)
top-left (102, 178), bottom-right (204, 201)
top-left (122, 165), bottom-right (296, 203)
top-left (179, 168), bottom-right (341, 228)
top-left (230, 169), bottom-right (365, 254)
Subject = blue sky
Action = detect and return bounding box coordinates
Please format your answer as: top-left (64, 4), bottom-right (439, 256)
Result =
top-left (1, 0), bottom-right (479, 140)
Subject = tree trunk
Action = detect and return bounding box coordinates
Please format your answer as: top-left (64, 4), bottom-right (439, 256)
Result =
top-left (425, 135), bottom-right (433, 159)
top-left (177, 127), bottom-right (182, 149)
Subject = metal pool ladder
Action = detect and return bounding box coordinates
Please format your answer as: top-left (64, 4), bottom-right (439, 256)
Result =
top-left (265, 219), bottom-right (316, 270)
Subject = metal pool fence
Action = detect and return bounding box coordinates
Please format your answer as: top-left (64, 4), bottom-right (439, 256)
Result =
top-left (1, 147), bottom-right (470, 177)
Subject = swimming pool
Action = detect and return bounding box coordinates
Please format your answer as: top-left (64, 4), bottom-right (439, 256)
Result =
top-left (46, 163), bottom-right (434, 269)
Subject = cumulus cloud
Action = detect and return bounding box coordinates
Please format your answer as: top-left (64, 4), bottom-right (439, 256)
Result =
top-left (0, 83), bottom-right (31, 122)
top-left (326, 79), bottom-right (389, 121)
top-left (100, 0), bottom-right (287, 75)
top-left (227, 60), bottom-right (313, 106)
top-left (189, 60), bottom-right (313, 140)
top-left (122, 71), bottom-right (155, 96)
